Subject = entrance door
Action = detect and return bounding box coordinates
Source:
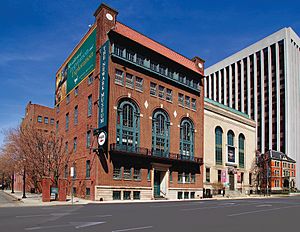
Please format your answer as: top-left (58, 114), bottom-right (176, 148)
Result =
top-left (154, 171), bottom-right (161, 197)
top-left (229, 173), bottom-right (234, 190)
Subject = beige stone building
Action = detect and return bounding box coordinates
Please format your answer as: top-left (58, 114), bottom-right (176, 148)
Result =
top-left (203, 98), bottom-right (256, 196)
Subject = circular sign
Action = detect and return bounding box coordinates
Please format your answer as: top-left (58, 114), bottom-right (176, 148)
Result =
top-left (198, 62), bottom-right (203, 69)
top-left (106, 13), bottom-right (113, 21)
top-left (98, 131), bottom-right (107, 146)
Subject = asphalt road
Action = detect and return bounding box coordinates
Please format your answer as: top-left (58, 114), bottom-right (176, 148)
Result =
top-left (0, 196), bottom-right (300, 232)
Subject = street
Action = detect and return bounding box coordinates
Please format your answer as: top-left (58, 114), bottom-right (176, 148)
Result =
top-left (0, 196), bottom-right (300, 232)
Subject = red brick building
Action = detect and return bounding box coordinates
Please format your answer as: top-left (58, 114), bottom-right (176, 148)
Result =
top-left (269, 150), bottom-right (296, 192)
top-left (14, 101), bottom-right (55, 192)
top-left (55, 3), bottom-right (205, 201)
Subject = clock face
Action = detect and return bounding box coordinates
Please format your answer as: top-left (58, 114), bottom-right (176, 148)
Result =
top-left (198, 63), bottom-right (203, 69)
top-left (106, 13), bottom-right (113, 21)
top-left (98, 132), bottom-right (106, 146)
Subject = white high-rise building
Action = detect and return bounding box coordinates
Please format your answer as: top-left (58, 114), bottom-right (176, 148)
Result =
top-left (205, 27), bottom-right (300, 189)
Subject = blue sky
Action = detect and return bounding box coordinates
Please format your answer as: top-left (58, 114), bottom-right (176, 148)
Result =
top-left (0, 0), bottom-right (300, 146)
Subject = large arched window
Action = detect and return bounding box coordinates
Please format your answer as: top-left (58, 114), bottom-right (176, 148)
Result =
top-left (116, 99), bottom-right (140, 150)
top-left (152, 109), bottom-right (170, 157)
top-left (180, 118), bottom-right (194, 159)
top-left (238, 134), bottom-right (245, 168)
top-left (215, 127), bottom-right (223, 165)
top-left (227, 130), bottom-right (235, 163)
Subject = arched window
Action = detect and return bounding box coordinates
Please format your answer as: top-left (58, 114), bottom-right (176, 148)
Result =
top-left (152, 109), bottom-right (170, 157)
top-left (180, 118), bottom-right (194, 159)
top-left (116, 99), bottom-right (140, 149)
top-left (227, 130), bottom-right (235, 163)
top-left (238, 134), bottom-right (245, 168)
top-left (215, 127), bottom-right (223, 165)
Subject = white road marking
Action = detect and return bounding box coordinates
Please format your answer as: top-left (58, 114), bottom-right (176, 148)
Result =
top-left (256, 204), bottom-right (272, 207)
top-left (227, 205), bottom-right (300, 217)
top-left (25, 224), bottom-right (71, 230)
top-left (74, 221), bottom-right (106, 229)
top-left (181, 202), bottom-right (260, 211)
top-left (25, 221), bottom-right (106, 230)
top-left (112, 226), bottom-right (153, 232)
top-left (17, 212), bottom-right (76, 218)
top-left (220, 202), bottom-right (235, 206)
top-left (150, 202), bottom-right (204, 208)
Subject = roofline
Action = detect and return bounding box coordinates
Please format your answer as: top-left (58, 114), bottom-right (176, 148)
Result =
top-left (116, 21), bottom-right (204, 67)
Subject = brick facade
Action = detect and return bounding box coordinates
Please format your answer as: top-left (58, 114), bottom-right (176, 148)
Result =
top-left (55, 3), bottom-right (205, 201)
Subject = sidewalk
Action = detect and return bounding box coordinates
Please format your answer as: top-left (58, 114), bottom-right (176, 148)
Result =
top-left (3, 190), bottom-right (92, 207)
top-left (3, 190), bottom-right (300, 207)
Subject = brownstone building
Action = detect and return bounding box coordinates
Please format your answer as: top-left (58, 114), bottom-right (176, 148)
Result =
top-left (55, 3), bottom-right (205, 201)
top-left (14, 101), bottom-right (55, 192)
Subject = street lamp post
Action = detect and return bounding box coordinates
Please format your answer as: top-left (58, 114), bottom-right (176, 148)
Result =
top-left (22, 166), bottom-right (26, 198)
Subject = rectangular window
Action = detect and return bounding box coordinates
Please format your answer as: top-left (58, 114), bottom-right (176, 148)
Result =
top-left (86, 131), bottom-right (91, 148)
top-left (126, 73), bottom-right (134, 88)
top-left (113, 191), bottom-right (121, 200)
top-left (86, 160), bottom-right (90, 178)
top-left (123, 191), bottom-right (131, 200)
top-left (114, 45), bottom-right (124, 57)
top-left (65, 113), bottom-right (69, 131)
top-left (50, 118), bottom-right (54, 125)
top-left (66, 94), bottom-right (70, 104)
top-left (166, 88), bottom-right (172, 102)
top-left (206, 168), bottom-right (210, 182)
top-left (44, 117), bottom-right (49, 124)
top-left (184, 192), bottom-right (189, 199)
top-left (113, 166), bottom-right (122, 180)
top-left (124, 168), bottom-right (132, 180)
top-left (74, 105), bottom-right (78, 125)
top-left (74, 87), bottom-right (78, 96)
top-left (178, 93), bottom-right (184, 106)
top-left (86, 188), bottom-right (90, 196)
top-left (115, 69), bottom-right (124, 85)
top-left (133, 169), bottom-right (141, 181)
top-left (37, 116), bottom-right (42, 123)
top-left (126, 50), bottom-right (135, 62)
top-left (249, 173), bottom-right (252, 185)
top-left (88, 74), bottom-right (93, 85)
top-left (190, 192), bottom-right (195, 199)
top-left (133, 191), bottom-right (140, 200)
top-left (150, 82), bottom-right (157, 96)
top-left (88, 95), bottom-right (92, 117)
top-left (56, 121), bottom-right (59, 131)
top-left (178, 173), bottom-right (183, 183)
top-left (158, 85), bottom-right (165, 98)
top-left (185, 173), bottom-right (190, 183)
top-left (135, 77), bottom-right (143, 91)
top-left (169, 171), bottom-right (173, 183)
top-left (73, 137), bottom-right (77, 152)
top-left (185, 96), bottom-right (190, 108)
top-left (191, 98), bottom-right (196, 110)
top-left (178, 192), bottom-right (183, 199)
top-left (191, 173), bottom-right (196, 183)
top-left (136, 55), bottom-right (144, 66)
top-left (147, 169), bottom-right (151, 181)
top-left (218, 170), bottom-right (221, 182)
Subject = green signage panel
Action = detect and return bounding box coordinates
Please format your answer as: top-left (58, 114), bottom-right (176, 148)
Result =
top-left (66, 29), bottom-right (96, 93)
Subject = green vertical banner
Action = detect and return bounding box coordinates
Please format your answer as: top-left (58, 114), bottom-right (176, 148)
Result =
top-left (98, 41), bottom-right (110, 129)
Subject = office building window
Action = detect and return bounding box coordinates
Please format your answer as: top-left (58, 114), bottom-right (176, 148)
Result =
top-left (66, 113), bottom-right (69, 131)
top-left (178, 93), bottom-right (184, 106)
top-left (115, 69), bottom-right (124, 85)
top-left (215, 127), bottom-right (223, 165)
top-left (124, 167), bottom-right (132, 180)
top-left (135, 77), bottom-right (143, 91)
top-left (191, 98), bottom-right (196, 110)
top-left (86, 131), bottom-right (91, 148)
top-left (88, 74), bottom-right (93, 85)
top-left (185, 96), bottom-right (190, 108)
top-left (66, 94), bottom-right (70, 104)
top-left (133, 169), bottom-right (141, 181)
top-left (74, 87), bottom-right (78, 96)
top-left (206, 168), bottom-right (210, 182)
top-left (50, 118), bottom-right (54, 125)
top-left (113, 191), bottom-right (121, 200)
top-left (239, 134), bottom-right (245, 168)
top-left (166, 88), bottom-right (172, 102)
top-left (158, 85), bottom-right (165, 99)
top-left (180, 118), bottom-right (194, 158)
top-left (113, 166), bottom-right (122, 180)
top-left (150, 82), bottom-right (157, 96)
top-left (44, 117), bottom-right (49, 124)
top-left (126, 73), bottom-right (134, 88)
top-left (73, 137), bottom-right (77, 152)
top-left (74, 105), bottom-right (78, 125)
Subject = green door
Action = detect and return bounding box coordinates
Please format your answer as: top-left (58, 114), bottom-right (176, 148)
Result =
top-left (154, 171), bottom-right (161, 197)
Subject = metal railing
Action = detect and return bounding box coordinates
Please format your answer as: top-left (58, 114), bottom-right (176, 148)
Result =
top-left (110, 143), bottom-right (203, 164)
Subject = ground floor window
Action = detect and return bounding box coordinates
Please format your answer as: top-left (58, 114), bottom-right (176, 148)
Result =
top-left (178, 191), bottom-right (183, 199)
top-left (86, 188), bottom-right (90, 196)
top-left (113, 191), bottom-right (121, 200)
top-left (190, 192), bottom-right (195, 199)
top-left (184, 192), bottom-right (189, 199)
top-left (123, 191), bottom-right (131, 200)
top-left (133, 191), bottom-right (140, 200)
